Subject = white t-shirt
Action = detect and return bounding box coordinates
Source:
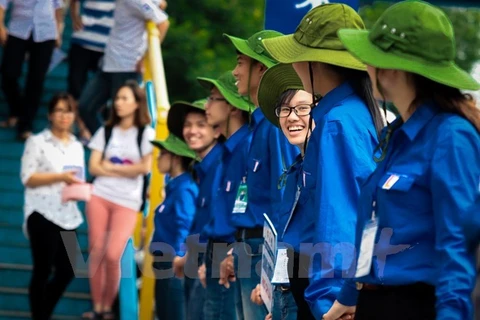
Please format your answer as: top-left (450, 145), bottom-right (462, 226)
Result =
top-left (88, 125), bottom-right (155, 211)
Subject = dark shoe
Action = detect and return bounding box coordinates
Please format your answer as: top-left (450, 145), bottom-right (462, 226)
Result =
top-left (102, 311), bottom-right (115, 319)
top-left (82, 311), bottom-right (103, 320)
top-left (0, 117), bottom-right (18, 128)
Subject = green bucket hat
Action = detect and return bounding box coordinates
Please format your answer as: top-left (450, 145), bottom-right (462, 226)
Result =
top-left (167, 99), bottom-right (207, 139)
top-left (262, 3), bottom-right (365, 70)
top-left (338, 1), bottom-right (480, 90)
top-left (151, 134), bottom-right (197, 159)
top-left (224, 30), bottom-right (283, 68)
top-left (258, 64), bottom-right (304, 127)
top-left (197, 71), bottom-right (255, 112)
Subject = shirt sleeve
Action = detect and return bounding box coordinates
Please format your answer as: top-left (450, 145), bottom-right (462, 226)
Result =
top-left (21, 136), bottom-right (42, 185)
top-left (430, 121), bottom-right (479, 320)
top-left (124, 0), bottom-right (168, 24)
top-left (268, 126), bottom-right (299, 225)
top-left (304, 120), bottom-right (377, 318)
top-left (88, 127), bottom-right (106, 152)
top-left (140, 126), bottom-right (155, 157)
top-left (173, 186), bottom-right (197, 257)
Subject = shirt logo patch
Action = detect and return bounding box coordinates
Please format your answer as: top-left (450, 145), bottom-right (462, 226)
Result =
top-left (382, 174), bottom-right (400, 190)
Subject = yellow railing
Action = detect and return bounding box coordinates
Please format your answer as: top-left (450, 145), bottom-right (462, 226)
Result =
top-left (135, 21), bottom-right (170, 320)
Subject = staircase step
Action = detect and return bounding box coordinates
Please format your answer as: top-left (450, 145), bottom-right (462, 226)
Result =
top-left (0, 157), bottom-right (21, 175)
top-left (0, 222), bottom-right (89, 249)
top-left (0, 242), bottom-right (89, 266)
top-left (0, 173), bottom-right (22, 192)
top-left (0, 263), bottom-right (90, 294)
top-left (0, 287), bottom-right (91, 316)
top-left (0, 207), bottom-right (89, 233)
top-left (0, 191), bottom-right (23, 208)
top-left (0, 310), bottom-right (82, 320)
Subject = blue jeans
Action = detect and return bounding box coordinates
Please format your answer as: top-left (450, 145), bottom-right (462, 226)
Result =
top-left (78, 70), bottom-right (139, 134)
top-left (234, 237), bottom-right (268, 320)
top-left (152, 258), bottom-right (185, 320)
top-left (272, 286), bottom-right (298, 320)
top-left (185, 277), bottom-right (205, 320)
top-left (203, 240), bottom-right (238, 320)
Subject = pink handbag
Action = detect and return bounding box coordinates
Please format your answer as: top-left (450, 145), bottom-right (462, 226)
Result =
top-left (61, 183), bottom-right (93, 203)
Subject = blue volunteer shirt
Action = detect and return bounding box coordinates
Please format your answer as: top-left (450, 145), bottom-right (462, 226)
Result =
top-left (150, 172), bottom-right (198, 257)
top-left (302, 82), bottom-right (379, 318)
top-left (203, 124), bottom-right (252, 242)
top-left (276, 154), bottom-right (312, 252)
top-left (231, 108), bottom-right (299, 230)
top-left (338, 103), bottom-right (480, 320)
top-left (189, 142), bottom-right (224, 244)
top-left (71, 0), bottom-right (115, 52)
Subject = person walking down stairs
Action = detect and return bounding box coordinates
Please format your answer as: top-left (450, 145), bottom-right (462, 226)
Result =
top-left (20, 93), bottom-right (86, 320)
top-left (0, 0), bottom-right (64, 141)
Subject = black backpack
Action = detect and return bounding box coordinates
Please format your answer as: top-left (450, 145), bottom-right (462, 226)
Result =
top-left (98, 125), bottom-right (149, 212)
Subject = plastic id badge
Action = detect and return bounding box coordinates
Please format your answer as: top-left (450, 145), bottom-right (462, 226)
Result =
top-left (232, 182), bottom-right (248, 214)
top-left (62, 165), bottom-right (84, 181)
top-left (355, 218), bottom-right (378, 278)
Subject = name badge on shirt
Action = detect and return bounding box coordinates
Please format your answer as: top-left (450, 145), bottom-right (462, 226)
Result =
top-left (355, 217), bottom-right (378, 278)
top-left (158, 204), bottom-right (165, 213)
top-left (63, 165), bottom-right (84, 181)
top-left (382, 174), bottom-right (400, 190)
top-left (232, 179), bottom-right (248, 214)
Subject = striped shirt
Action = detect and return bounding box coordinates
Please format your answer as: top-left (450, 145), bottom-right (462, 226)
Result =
top-left (102, 0), bottom-right (168, 72)
top-left (0, 0), bottom-right (63, 42)
top-left (71, 0), bottom-right (115, 52)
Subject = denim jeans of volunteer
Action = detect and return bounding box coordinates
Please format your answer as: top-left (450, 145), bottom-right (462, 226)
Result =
top-left (272, 286), bottom-right (298, 320)
top-left (78, 70), bottom-right (140, 134)
top-left (185, 251), bottom-right (205, 320)
top-left (234, 236), bottom-right (268, 319)
top-left (203, 240), bottom-right (239, 320)
top-left (152, 253), bottom-right (185, 320)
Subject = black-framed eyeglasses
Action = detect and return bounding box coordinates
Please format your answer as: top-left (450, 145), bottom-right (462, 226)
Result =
top-left (53, 109), bottom-right (74, 115)
top-left (275, 104), bottom-right (312, 118)
top-left (207, 96), bottom-right (227, 102)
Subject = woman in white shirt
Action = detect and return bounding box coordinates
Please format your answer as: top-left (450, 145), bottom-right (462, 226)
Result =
top-left (21, 92), bottom-right (85, 320)
top-left (86, 80), bottom-right (154, 319)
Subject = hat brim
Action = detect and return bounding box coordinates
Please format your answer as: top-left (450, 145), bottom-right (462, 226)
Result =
top-left (224, 34), bottom-right (276, 68)
top-left (338, 29), bottom-right (480, 91)
top-left (262, 34), bottom-right (366, 71)
top-left (167, 101), bottom-right (205, 139)
top-left (150, 139), bottom-right (196, 159)
top-left (197, 77), bottom-right (252, 112)
top-left (258, 64), bottom-right (304, 127)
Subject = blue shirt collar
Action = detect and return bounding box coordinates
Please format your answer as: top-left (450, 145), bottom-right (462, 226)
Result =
top-left (251, 107), bottom-right (265, 128)
top-left (165, 172), bottom-right (192, 194)
top-left (398, 102), bottom-right (439, 142)
top-left (195, 142), bottom-right (223, 180)
top-left (224, 123), bottom-right (250, 154)
top-left (312, 81), bottom-right (355, 120)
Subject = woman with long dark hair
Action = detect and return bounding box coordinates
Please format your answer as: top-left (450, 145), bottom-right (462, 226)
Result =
top-left (84, 80), bottom-right (154, 319)
top-left (263, 4), bottom-right (383, 319)
top-left (323, 1), bottom-right (480, 320)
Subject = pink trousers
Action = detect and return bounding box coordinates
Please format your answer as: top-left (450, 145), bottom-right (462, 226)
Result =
top-left (86, 195), bottom-right (138, 307)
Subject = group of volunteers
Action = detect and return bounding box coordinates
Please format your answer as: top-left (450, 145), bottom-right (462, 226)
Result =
top-left (20, 0), bottom-right (480, 319)
top-left (149, 1), bottom-right (480, 320)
